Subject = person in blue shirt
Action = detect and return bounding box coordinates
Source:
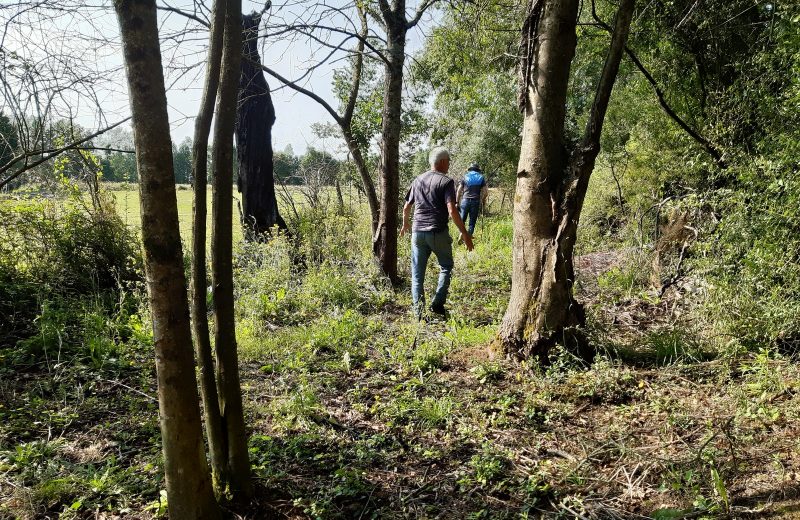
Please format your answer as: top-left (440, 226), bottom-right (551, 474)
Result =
top-left (456, 163), bottom-right (488, 235)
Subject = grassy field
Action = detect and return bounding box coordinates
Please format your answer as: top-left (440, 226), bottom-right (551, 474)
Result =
top-left (107, 183), bottom-right (363, 245)
top-left (108, 185), bottom-right (244, 243)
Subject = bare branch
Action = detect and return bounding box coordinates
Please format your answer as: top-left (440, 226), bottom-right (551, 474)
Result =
top-left (257, 61), bottom-right (343, 126)
top-left (263, 23), bottom-right (389, 64)
top-left (407, 0), bottom-right (439, 30)
top-left (158, 3), bottom-right (210, 28)
top-left (0, 117), bottom-right (130, 189)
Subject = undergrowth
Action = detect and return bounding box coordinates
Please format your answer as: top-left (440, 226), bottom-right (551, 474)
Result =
top-left (1, 190), bottom-right (799, 519)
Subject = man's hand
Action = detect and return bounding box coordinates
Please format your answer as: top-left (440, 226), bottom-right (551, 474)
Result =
top-left (447, 200), bottom-right (474, 252)
top-left (400, 201), bottom-right (413, 237)
top-left (462, 232), bottom-right (474, 251)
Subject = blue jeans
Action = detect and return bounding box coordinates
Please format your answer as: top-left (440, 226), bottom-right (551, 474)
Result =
top-left (460, 198), bottom-right (480, 235)
top-left (411, 230), bottom-right (454, 310)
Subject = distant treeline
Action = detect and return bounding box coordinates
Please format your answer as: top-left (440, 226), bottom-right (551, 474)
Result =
top-left (102, 139), bottom-right (343, 187)
top-left (0, 117), bottom-right (349, 189)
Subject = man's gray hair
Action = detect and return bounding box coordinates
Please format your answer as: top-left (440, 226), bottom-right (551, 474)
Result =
top-left (428, 147), bottom-right (450, 168)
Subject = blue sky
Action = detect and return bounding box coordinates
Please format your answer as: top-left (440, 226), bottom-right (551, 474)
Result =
top-left (1, 1), bottom-right (437, 156)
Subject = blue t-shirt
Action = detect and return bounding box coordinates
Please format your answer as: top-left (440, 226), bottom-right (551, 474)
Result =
top-left (460, 171), bottom-right (486, 200)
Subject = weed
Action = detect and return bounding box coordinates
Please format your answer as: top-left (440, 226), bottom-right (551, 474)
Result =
top-left (459, 445), bottom-right (509, 490)
top-left (470, 362), bottom-right (504, 384)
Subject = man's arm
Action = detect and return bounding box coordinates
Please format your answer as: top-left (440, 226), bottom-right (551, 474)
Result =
top-left (447, 200), bottom-right (474, 251)
top-left (480, 184), bottom-right (489, 213)
top-left (399, 200), bottom-right (413, 237)
top-left (455, 182), bottom-right (464, 205)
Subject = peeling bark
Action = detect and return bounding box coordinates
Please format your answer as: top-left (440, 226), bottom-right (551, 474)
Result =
top-left (499, 0), bottom-right (635, 362)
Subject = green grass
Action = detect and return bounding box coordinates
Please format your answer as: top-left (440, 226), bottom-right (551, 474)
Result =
top-left (3, 188), bottom-right (800, 519)
top-left (108, 184), bottom-right (243, 243)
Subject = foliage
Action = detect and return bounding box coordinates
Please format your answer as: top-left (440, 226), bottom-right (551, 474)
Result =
top-left (0, 111), bottom-right (20, 169)
top-left (413, 0), bottom-right (523, 191)
top-left (0, 192), bottom-right (141, 347)
top-left (702, 162), bottom-right (800, 351)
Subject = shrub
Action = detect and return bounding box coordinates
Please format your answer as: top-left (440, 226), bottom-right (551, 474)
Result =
top-left (0, 193), bottom-right (143, 363)
top-left (0, 195), bottom-right (141, 295)
top-left (700, 161), bottom-right (800, 352)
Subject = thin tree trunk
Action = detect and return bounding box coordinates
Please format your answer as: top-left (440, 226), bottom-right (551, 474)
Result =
top-left (373, 7), bottom-right (406, 284)
top-left (190, 0), bottom-right (226, 493)
top-left (335, 177), bottom-right (345, 214)
top-left (343, 126), bottom-right (379, 230)
top-left (342, 7), bottom-right (380, 231)
top-left (113, 0), bottom-right (219, 517)
top-left (211, 0), bottom-right (251, 500)
top-left (236, 12), bottom-right (287, 240)
top-left (498, 0), bottom-right (635, 361)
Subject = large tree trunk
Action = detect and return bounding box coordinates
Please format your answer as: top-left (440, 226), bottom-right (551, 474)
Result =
top-left (236, 12), bottom-right (287, 239)
top-left (190, 0), bottom-right (227, 493)
top-left (499, 0), bottom-right (635, 361)
top-left (113, 0), bottom-right (219, 517)
top-left (373, 4), bottom-right (406, 284)
top-left (211, 0), bottom-right (252, 500)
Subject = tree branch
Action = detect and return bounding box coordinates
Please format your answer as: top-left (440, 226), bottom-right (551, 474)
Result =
top-left (591, 0), bottom-right (726, 168)
top-left (263, 23), bottom-right (388, 64)
top-left (581, 0), bottom-right (635, 159)
top-left (158, 4), bottom-right (210, 28)
top-left (257, 61), bottom-right (343, 126)
top-left (343, 6), bottom-right (368, 126)
top-left (623, 45), bottom-right (726, 168)
top-left (0, 117), bottom-right (131, 189)
top-left (407, 0), bottom-right (438, 29)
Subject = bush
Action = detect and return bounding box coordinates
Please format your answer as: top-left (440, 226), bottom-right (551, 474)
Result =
top-left (0, 193), bottom-right (143, 361)
top-left (235, 228), bottom-right (393, 327)
top-left (0, 195), bottom-right (141, 295)
top-left (701, 162), bottom-right (800, 352)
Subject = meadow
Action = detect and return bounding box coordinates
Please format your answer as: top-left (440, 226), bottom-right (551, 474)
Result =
top-left (108, 184), bottom-right (243, 243)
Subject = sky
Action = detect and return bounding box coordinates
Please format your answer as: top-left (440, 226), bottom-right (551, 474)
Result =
top-left (0, 0), bottom-right (438, 157)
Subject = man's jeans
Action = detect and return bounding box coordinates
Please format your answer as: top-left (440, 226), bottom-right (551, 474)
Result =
top-left (411, 230), bottom-right (454, 311)
top-left (459, 198), bottom-right (480, 235)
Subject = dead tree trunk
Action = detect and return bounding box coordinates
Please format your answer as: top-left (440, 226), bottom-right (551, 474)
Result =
top-left (190, 0), bottom-right (227, 493)
top-left (235, 12), bottom-right (287, 239)
top-left (211, 0), bottom-right (252, 500)
top-left (498, 0), bottom-right (635, 362)
top-left (113, 0), bottom-right (219, 517)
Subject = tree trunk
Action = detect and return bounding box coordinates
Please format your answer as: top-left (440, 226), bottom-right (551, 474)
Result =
top-left (113, 0), bottom-right (219, 517)
top-left (373, 7), bottom-right (406, 284)
top-left (341, 9), bottom-right (380, 232)
top-left (190, 0), bottom-right (227, 493)
top-left (236, 12), bottom-right (287, 240)
top-left (335, 177), bottom-right (345, 214)
top-left (343, 125), bottom-right (379, 230)
top-left (498, 0), bottom-right (635, 361)
top-left (211, 0), bottom-right (252, 500)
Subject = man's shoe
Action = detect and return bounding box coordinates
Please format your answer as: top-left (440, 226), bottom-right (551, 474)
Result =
top-left (429, 303), bottom-right (446, 317)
